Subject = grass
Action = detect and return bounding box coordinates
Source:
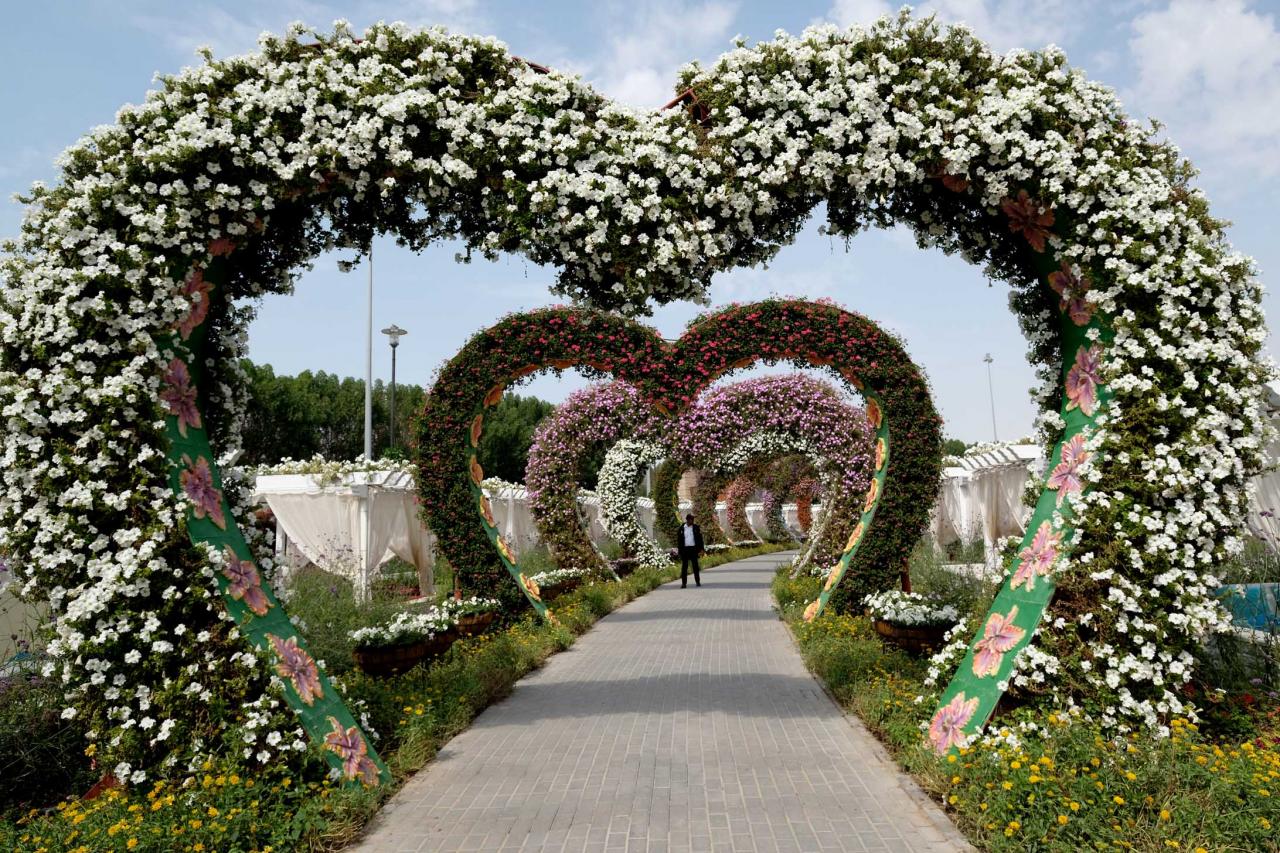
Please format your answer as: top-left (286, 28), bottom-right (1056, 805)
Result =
top-left (1, 542), bottom-right (789, 853)
top-left (773, 566), bottom-right (1280, 852)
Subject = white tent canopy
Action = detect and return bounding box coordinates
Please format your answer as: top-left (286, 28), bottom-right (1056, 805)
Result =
top-left (930, 444), bottom-right (1044, 568)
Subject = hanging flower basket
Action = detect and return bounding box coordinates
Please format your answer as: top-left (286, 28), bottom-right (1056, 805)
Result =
top-left (872, 620), bottom-right (951, 655)
top-left (456, 611), bottom-right (496, 637)
top-left (352, 640), bottom-right (430, 677)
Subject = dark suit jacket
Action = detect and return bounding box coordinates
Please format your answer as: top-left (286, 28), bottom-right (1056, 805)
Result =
top-left (677, 523), bottom-right (704, 553)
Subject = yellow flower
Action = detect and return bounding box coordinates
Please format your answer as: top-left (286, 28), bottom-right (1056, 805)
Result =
top-left (1159, 809), bottom-right (1171, 821)
top-left (1113, 795), bottom-right (1125, 805)
top-left (1057, 815), bottom-right (1068, 825)
top-left (127, 840), bottom-right (138, 850)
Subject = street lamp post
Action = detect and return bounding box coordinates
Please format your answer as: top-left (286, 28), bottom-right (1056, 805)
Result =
top-left (381, 324), bottom-right (407, 450)
top-left (983, 353), bottom-right (998, 442)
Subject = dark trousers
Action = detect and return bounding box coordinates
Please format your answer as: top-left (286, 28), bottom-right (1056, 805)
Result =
top-left (679, 547), bottom-right (701, 586)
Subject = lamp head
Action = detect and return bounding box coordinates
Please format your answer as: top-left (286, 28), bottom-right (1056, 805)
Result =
top-left (381, 324), bottom-right (407, 347)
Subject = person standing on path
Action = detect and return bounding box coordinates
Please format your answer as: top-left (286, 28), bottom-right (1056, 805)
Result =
top-left (679, 513), bottom-right (703, 588)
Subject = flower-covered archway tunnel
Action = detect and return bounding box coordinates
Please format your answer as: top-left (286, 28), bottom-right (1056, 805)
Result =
top-left (0, 13), bottom-right (1265, 783)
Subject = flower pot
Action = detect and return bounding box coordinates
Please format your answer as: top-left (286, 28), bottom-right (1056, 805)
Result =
top-left (353, 640), bottom-right (429, 677)
top-left (541, 578), bottom-right (582, 600)
top-left (456, 611), bottom-right (496, 637)
top-left (872, 619), bottom-right (950, 655)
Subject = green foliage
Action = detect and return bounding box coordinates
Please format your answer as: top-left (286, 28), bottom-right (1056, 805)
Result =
top-left (239, 360), bottom-right (426, 464)
top-left (775, 565), bottom-right (1280, 853)
top-left (0, 673), bottom-right (94, 817)
top-left (908, 539), bottom-right (999, 624)
top-left (475, 393), bottom-right (555, 484)
top-left (942, 438), bottom-right (968, 456)
top-left (1217, 535), bottom-right (1280, 584)
top-left (651, 461), bottom-right (683, 547)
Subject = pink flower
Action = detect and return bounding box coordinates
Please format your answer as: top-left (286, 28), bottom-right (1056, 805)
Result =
top-left (268, 633), bottom-right (323, 705)
top-left (1000, 190), bottom-right (1055, 252)
top-left (1047, 433), bottom-right (1088, 504)
top-left (972, 605), bottom-right (1026, 677)
top-left (1065, 343), bottom-right (1103, 417)
top-left (928, 692), bottom-right (979, 755)
top-left (222, 545), bottom-right (270, 616)
top-left (323, 717), bottom-right (380, 784)
top-left (1047, 261), bottom-right (1094, 326)
top-left (1011, 522), bottom-right (1062, 591)
top-left (180, 454), bottom-right (225, 529)
top-left (177, 268), bottom-right (213, 340)
top-left (160, 358), bottom-right (201, 437)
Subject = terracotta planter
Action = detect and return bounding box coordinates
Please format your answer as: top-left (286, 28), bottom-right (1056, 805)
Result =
top-left (456, 611), bottom-right (496, 637)
top-left (872, 619), bottom-right (950, 655)
top-left (541, 578), bottom-right (582, 600)
top-left (354, 632), bottom-right (457, 677)
top-left (353, 640), bottom-right (429, 677)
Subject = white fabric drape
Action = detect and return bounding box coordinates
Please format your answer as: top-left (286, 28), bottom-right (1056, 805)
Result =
top-left (254, 471), bottom-right (435, 602)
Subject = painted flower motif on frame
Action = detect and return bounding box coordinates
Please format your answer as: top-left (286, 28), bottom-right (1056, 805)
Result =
top-left (520, 573), bottom-right (541, 601)
top-left (180, 454), bottom-right (225, 529)
top-left (866, 398), bottom-right (882, 429)
top-left (972, 605), bottom-right (1026, 678)
top-left (1011, 522), bottom-right (1063, 592)
top-left (207, 237), bottom-right (236, 257)
top-left (177, 268), bottom-right (213, 340)
top-left (874, 438), bottom-right (886, 471)
top-left (928, 692), bottom-right (979, 755)
top-left (824, 564), bottom-right (842, 591)
top-left (267, 633), bottom-right (323, 706)
top-left (1048, 261), bottom-right (1094, 326)
top-left (160, 358), bottom-right (201, 437)
top-left (222, 545), bottom-right (270, 616)
top-left (1065, 344), bottom-right (1104, 417)
top-left (863, 477), bottom-right (880, 512)
top-left (1000, 190), bottom-right (1055, 252)
top-left (1047, 433), bottom-right (1088, 504)
top-left (323, 717), bottom-right (380, 785)
top-left (802, 599), bottom-right (821, 622)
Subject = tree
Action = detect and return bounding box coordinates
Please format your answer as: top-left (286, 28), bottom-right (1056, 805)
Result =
top-left (239, 361), bottom-right (550, 480)
top-left (476, 393), bottom-right (555, 483)
top-left (942, 438), bottom-right (968, 457)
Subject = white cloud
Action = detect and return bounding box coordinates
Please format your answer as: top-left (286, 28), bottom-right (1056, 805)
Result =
top-left (1126, 0), bottom-right (1280, 183)
top-left (581, 0), bottom-right (739, 108)
top-left (129, 0), bottom-right (488, 61)
top-left (826, 0), bottom-right (1085, 53)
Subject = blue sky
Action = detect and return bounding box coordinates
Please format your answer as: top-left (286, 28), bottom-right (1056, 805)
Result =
top-left (3, 0), bottom-right (1279, 442)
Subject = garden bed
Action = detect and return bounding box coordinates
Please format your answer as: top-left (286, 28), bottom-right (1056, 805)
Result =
top-left (772, 568), bottom-right (1280, 852)
top-left (1, 542), bottom-right (789, 852)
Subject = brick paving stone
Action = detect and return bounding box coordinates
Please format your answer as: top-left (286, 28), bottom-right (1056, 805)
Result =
top-left (350, 554), bottom-right (971, 853)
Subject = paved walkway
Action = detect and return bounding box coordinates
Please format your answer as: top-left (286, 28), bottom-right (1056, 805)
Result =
top-left (352, 553), bottom-right (969, 853)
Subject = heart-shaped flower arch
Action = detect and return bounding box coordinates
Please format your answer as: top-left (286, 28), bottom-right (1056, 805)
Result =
top-left (1, 15), bottom-right (1266, 781)
top-left (540, 373), bottom-right (873, 580)
top-left (419, 299), bottom-right (937, 619)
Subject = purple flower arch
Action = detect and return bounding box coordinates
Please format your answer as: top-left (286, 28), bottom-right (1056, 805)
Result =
top-left (525, 382), bottom-right (664, 578)
top-left (657, 374), bottom-right (874, 578)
